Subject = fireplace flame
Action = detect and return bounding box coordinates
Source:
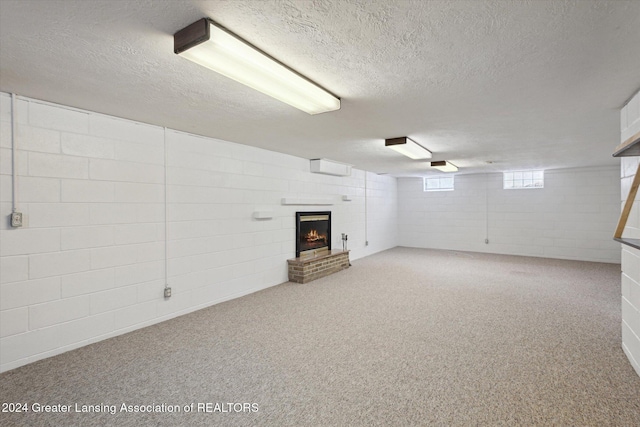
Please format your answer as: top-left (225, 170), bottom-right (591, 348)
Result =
top-left (304, 229), bottom-right (327, 243)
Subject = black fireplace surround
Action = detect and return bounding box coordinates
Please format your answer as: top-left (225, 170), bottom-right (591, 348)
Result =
top-left (296, 211), bottom-right (331, 257)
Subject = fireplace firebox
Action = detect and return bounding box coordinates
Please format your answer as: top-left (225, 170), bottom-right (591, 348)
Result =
top-left (296, 211), bottom-right (331, 257)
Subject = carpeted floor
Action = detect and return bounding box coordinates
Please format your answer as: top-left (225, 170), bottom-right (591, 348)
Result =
top-left (1, 247), bottom-right (639, 426)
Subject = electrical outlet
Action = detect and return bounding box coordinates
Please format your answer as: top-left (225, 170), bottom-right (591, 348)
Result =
top-left (485, 238), bottom-right (489, 244)
top-left (365, 240), bottom-right (369, 246)
top-left (164, 287), bottom-right (172, 298)
top-left (11, 212), bottom-right (23, 227)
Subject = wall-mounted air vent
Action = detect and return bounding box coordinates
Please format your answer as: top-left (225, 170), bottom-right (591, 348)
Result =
top-left (310, 159), bottom-right (352, 176)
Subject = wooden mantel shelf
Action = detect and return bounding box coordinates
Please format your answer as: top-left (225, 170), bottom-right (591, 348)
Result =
top-left (613, 130), bottom-right (640, 157)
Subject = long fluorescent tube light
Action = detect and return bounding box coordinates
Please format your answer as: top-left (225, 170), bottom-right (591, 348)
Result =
top-left (384, 137), bottom-right (432, 160)
top-left (431, 161), bottom-right (458, 172)
top-left (174, 18), bottom-right (340, 115)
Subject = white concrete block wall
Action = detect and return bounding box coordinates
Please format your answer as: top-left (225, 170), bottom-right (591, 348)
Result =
top-left (362, 172), bottom-right (398, 257)
top-left (163, 130), bottom-right (396, 316)
top-left (0, 93), bottom-right (398, 372)
top-left (398, 167), bottom-right (620, 263)
top-left (398, 174), bottom-right (488, 254)
top-left (0, 94), bottom-right (167, 372)
top-left (620, 90), bottom-right (640, 377)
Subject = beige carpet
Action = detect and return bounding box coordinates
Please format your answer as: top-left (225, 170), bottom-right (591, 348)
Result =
top-left (1, 247), bottom-right (639, 426)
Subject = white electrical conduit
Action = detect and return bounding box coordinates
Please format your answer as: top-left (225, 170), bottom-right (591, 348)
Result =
top-left (364, 171), bottom-right (368, 246)
top-left (11, 93), bottom-right (18, 215)
top-left (485, 175), bottom-right (489, 244)
top-left (163, 127), bottom-right (169, 290)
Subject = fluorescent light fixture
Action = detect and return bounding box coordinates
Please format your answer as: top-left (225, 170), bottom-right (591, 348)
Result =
top-left (430, 161), bottom-right (458, 172)
top-left (385, 137), bottom-right (432, 160)
top-left (174, 18), bottom-right (340, 115)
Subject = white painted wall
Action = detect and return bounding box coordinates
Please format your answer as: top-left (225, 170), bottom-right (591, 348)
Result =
top-left (620, 90), bottom-right (640, 377)
top-left (398, 167), bottom-right (620, 263)
top-left (0, 93), bottom-right (398, 372)
top-left (1, 88), bottom-right (628, 374)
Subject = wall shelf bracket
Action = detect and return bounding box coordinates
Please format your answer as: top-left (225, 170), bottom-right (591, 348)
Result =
top-left (613, 131), bottom-right (640, 249)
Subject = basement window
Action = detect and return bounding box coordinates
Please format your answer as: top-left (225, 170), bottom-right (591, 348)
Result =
top-left (503, 170), bottom-right (544, 189)
top-left (424, 176), bottom-right (454, 192)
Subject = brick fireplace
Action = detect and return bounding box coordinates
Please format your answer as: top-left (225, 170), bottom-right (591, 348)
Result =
top-left (288, 211), bottom-right (350, 283)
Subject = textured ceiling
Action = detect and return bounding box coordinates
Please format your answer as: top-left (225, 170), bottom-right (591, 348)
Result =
top-left (1, 0), bottom-right (639, 176)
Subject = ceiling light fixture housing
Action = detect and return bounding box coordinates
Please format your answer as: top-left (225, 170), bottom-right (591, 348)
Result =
top-left (384, 137), bottom-right (432, 160)
top-left (431, 161), bottom-right (458, 172)
top-left (174, 18), bottom-right (341, 115)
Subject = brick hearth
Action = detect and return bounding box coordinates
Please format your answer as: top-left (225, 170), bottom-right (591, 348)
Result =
top-left (287, 250), bottom-right (350, 284)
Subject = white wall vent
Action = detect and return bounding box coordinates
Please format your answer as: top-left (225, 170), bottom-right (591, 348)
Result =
top-left (310, 158), bottom-right (352, 176)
